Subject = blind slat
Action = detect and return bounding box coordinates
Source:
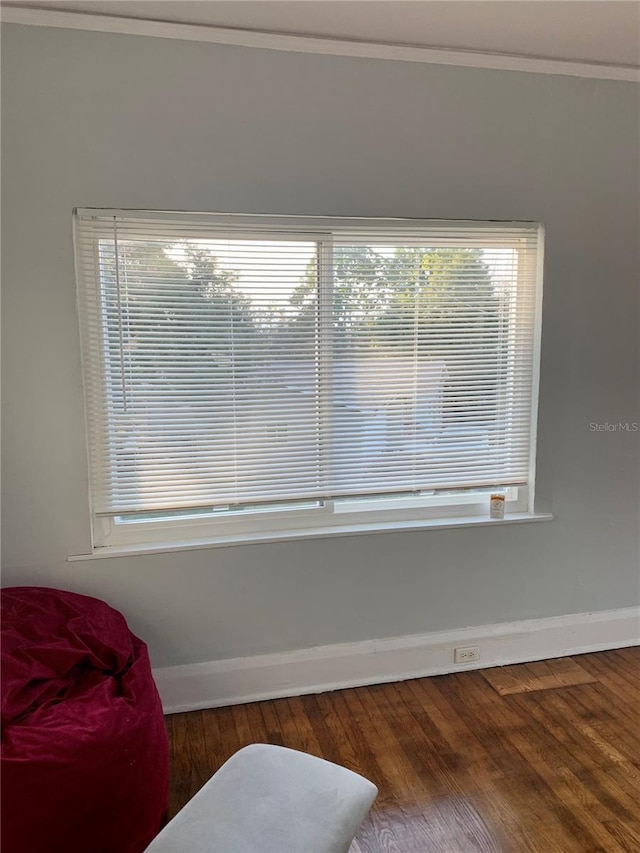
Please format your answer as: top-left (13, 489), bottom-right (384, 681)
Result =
top-left (75, 211), bottom-right (541, 516)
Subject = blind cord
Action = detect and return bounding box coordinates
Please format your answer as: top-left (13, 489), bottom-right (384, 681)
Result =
top-left (112, 217), bottom-right (128, 413)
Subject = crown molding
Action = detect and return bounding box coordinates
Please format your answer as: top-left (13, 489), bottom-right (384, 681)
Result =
top-left (2, 6), bottom-right (639, 83)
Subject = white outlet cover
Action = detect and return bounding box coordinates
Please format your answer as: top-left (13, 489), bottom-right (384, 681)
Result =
top-left (454, 646), bottom-right (480, 664)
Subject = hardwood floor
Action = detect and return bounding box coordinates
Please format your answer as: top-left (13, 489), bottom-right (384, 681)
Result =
top-left (166, 648), bottom-right (640, 852)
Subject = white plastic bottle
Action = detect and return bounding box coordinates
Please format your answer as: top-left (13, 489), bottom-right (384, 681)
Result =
top-left (490, 494), bottom-right (505, 520)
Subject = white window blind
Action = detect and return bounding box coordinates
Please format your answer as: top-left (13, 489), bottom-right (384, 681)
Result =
top-left (74, 211), bottom-right (542, 525)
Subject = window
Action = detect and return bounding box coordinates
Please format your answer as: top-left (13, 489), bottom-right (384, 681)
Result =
top-left (74, 211), bottom-right (543, 550)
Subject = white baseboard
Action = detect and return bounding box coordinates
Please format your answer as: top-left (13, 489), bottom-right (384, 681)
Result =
top-left (154, 606), bottom-right (640, 714)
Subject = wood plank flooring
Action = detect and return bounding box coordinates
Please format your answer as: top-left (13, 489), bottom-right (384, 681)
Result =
top-left (481, 658), bottom-right (598, 696)
top-left (166, 648), bottom-right (640, 852)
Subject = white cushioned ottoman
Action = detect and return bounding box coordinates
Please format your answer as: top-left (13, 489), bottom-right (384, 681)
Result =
top-left (144, 743), bottom-right (377, 853)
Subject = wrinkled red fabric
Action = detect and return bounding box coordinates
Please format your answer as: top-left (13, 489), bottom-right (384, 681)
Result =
top-left (1, 587), bottom-right (169, 853)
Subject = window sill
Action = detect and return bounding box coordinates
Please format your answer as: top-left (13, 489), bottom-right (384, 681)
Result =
top-left (68, 512), bottom-right (553, 561)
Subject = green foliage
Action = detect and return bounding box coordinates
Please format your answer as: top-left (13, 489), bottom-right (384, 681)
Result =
top-left (101, 240), bottom-right (260, 380)
top-left (101, 239), bottom-right (504, 426)
top-left (102, 239), bottom-right (501, 364)
top-left (286, 244), bottom-right (500, 352)
top-left (284, 244), bottom-right (504, 425)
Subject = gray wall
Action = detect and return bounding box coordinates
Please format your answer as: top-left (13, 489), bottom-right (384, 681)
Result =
top-left (2, 24), bottom-right (639, 668)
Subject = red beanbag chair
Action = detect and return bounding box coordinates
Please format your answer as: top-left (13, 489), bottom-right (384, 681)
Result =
top-left (1, 587), bottom-right (169, 853)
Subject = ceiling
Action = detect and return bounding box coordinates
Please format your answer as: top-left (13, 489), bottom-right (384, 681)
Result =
top-left (4, 1), bottom-right (640, 68)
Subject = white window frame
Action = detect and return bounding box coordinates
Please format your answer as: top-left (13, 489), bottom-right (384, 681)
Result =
top-left (74, 210), bottom-right (545, 553)
top-left (95, 485), bottom-right (529, 548)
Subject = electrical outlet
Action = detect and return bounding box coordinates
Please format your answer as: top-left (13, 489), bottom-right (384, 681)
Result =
top-left (454, 646), bottom-right (480, 664)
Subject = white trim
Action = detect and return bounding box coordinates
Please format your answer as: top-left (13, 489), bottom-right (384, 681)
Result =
top-left (75, 208), bottom-right (539, 237)
top-left (94, 488), bottom-right (529, 550)
top-left (2, 7), bottom-right (639, 83)
top-left (527, 224), bottom-right (546, 513)
top-left (68, 511), bottom-right (553, 561)
top-left (154, 606), bottom-right (640, 714)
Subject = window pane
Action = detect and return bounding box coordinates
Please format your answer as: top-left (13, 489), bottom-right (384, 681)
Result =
top-left (330, 244), bottom-right (526, 493)
top-left (98, 237), bottom-right (322, 511)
